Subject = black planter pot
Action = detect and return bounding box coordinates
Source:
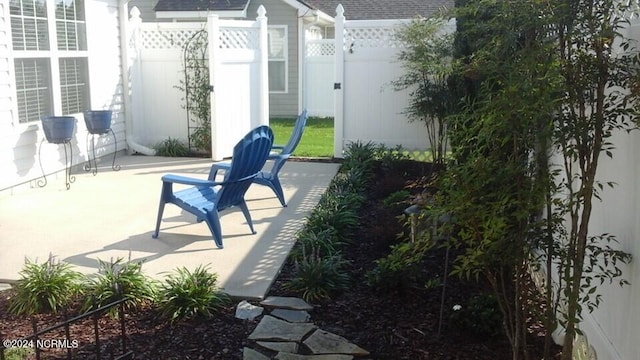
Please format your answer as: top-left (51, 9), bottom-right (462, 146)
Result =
top-left (84, 110), bottom-right (113, 134)
top-left (41, 116), bottom-right (76, 144)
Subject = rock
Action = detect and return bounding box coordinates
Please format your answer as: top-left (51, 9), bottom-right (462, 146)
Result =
top-left (260, 296), bottom-right (313, 311)
top-left (236, 300), bottom-right (264, 320)
top-left (274, 353), bottom-right (354, 360)
top-left (243, 347), bottom-right (270, 360)
top-left (303, 330), bottom-right (369, 356)
top-left (248, 315), bottom-right (317, 342)
top-left (256, 341), bottom-right (299, 353)
top-left (271, 308), bottom-right (311, 323)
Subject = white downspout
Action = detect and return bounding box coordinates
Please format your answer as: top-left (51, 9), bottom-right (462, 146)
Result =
top-left (118, 1), bottom-right (156, 155)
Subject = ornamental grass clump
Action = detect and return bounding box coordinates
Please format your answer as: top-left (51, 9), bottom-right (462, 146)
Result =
top-left (157, 265), bottom-right (230, 323)
top-left (155, 137), bottom-right (189, 157)
top-left (289, 227), bottom-right (342, 261)
top-left (8, 254), bottom-right (82, 315)
top-left (284, 141), bottom-right (379, 301)
top-left (83, 257), bottom-right (157, 316)
top-left (305, 201), bottom-right (359, 244)
top-left (284, 243), bottom-right (350, 302)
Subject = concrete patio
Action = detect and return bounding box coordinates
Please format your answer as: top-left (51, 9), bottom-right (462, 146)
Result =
top-left (0, 155), bottom-right (340, 300)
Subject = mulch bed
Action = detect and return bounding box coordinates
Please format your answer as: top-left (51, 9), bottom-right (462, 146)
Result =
top-left (0, 159), bottom-right (556, 359)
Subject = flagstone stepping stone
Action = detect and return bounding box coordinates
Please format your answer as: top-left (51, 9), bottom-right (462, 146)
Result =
top-left (260, 296), bottom-right (314, 311)
top-left (248, 315), bottom-right (317, 342)
top-left (303, 330), bottom-right (369, 356)
top-left (257, 341), bottom-right (299, 353)
top-left (236, 300), bottom-right (264, 321)
top-left (271, 308), bottom-right (311, 323)
top-left (274, 353), bottom-right (354, 360)
top-left (243, 347), bottom-right (270, 360)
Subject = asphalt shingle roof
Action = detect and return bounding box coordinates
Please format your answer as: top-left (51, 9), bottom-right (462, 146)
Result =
top-left (305, 0), bottom-right (454, 20)
top-left (154, 0), bottom-right (250, 12)
top-left (154, 0), bottom-right (454, 20)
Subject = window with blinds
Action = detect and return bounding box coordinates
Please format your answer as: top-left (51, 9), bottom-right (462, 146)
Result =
top-left (9, 0), bottom-right (49, 51)
top-left (268, 26), bottom-right (287, 93)
top-left (14, 58), bottom-right (53, 123)
top-left (59, 58), bottom-right (89, 115)
top-left (55, 0), bottom-right (86, 51)
top-left (10, 0), bottom-right (90, 124)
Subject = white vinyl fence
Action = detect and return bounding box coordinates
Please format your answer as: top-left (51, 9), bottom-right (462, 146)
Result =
top-left (129, 6), bottom-right (268, 160)
top-left (304, 39), bottom-right (335, 117)
top-left (303, 5), bottom-right (451, 158)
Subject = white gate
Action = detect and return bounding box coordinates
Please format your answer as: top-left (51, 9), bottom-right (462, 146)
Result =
top-left (333, 5), bottom-right (427, 158)
top-left (129, 6), bottom-right (269, 160)
top-left (208, 7), bottom-right (269, 160)
top-left (304, 39), bottom-right (335, 117)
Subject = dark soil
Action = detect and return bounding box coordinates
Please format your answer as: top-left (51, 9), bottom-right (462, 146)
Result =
top-left (0, 159), bottom-right (556, 359)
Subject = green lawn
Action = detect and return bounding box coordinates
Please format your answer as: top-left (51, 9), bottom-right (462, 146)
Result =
top-left (270, 117), bottom-right (334, 157)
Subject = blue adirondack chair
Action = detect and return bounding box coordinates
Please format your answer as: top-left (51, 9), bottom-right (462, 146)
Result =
top-left (152, 125), bottom-right (274, 248)
top-left (208, 110), bottom-right (308, 207)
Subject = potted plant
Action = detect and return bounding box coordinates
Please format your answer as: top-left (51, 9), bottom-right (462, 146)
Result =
top-left (41, 116), bottom-right (76, 144)
top-left (83, 110), bottom-right (112, 135)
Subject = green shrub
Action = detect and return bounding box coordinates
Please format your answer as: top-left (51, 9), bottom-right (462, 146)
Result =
top-left (157, 265), bottom-right (230, 322)
top-left (305, 203), bottom-right (359, 243)
top-left (450, 293), bottom-right (504, 338)
top-left (284, 245), bottom-right (350, 302)
top-left (155, 137), bottom-right (189, 157)
top-left (375, 144), bottom-right (411, 172)
top-left (290, 227), bottom-right (342, 261)
top-left (341, 141), bottom-right (377, 174)
top-left (83, 258), bottom-right (157, 316)
top-left (366, 239), bottom-right (433, 291)
top-left (382, 190), bottom-right (411, 211)
top-left (8, 255), bottom-right (82, 315)
top-left (328, 173), bottom-right (367, 204)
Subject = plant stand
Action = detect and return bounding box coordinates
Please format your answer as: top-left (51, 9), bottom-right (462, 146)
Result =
top-left (37, 139), bottom-right (75, 190)
top-left (83, 110), bottom-right (120, 175)
top-left (39, 116), bottom-right (77, 189)
top-left (83, 129), bottom-right (120, 175)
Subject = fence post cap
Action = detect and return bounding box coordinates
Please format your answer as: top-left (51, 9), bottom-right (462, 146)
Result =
top-left (257, 5), bottom-right (266, 18)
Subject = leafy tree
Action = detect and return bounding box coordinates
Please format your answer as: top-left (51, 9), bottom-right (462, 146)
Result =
top-left (393, 15), bottom-right (456, 166)
top-left (444, 1), bottom-right (637, 359)
top-left (441, 1), bottom-right (561, 358)
top-left (549, 1), bottom-right (638, 357)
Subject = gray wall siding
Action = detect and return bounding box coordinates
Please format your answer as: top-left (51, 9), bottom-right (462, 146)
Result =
top-left (248, 0), bottom-right (300, 118)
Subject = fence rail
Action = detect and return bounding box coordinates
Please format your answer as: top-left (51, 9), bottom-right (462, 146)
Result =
top-left (0, 298), bottom-right (133, 360)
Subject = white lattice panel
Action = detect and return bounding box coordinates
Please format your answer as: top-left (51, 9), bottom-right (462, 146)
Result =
top-left (345, 27), bottom-right (401, 49)
top-left (220, 28), bottom-right (259, 50)
top-left (140, 29), bottom-right (202, 50)
top-left (306, 41), bottom-right (335, 57)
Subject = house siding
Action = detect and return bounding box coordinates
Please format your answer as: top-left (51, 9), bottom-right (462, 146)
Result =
top-left (249, 0), bottom-right (300, 118)
top-left (0, 1), bottom-right (13, 133)
top-left (0, 0), bottom-right (125, 191)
